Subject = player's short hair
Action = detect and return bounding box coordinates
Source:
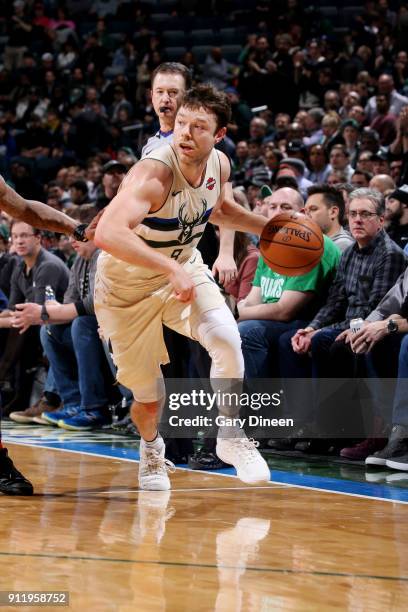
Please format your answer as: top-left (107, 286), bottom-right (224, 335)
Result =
top-left (307, 184), bottom-right (346, 225)
top-left (151, 62), bottom-right (192, 89)
top-left (181, 83), bottom-right (231, 131)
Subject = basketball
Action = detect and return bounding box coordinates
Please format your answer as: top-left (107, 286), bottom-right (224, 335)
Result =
top-left (260, 212), bottom-right (324, 276)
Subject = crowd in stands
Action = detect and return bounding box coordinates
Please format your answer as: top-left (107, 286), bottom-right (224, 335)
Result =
top-left (2, 0), bottom-right (408, 473)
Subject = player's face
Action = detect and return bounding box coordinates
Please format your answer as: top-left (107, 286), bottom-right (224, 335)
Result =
top-left (151, 73), bottom-right (186, 124)
top-left (174, 106), bottom-right (226, 164)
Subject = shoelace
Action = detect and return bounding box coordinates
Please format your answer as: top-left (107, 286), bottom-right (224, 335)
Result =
top-left (238, 437), bottom-right (262, 465)
top-left (143, 448), bottom-right (176, 475)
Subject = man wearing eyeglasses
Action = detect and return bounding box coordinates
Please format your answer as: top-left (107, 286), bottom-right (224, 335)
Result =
top-left (0, 220), bottom-right (69, 495)
top-left (278, 188), bottom-right (407, 454)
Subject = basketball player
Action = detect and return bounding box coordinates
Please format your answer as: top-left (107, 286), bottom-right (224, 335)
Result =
top-left (94, 84), bottom-right (271, 489)
top-left (0, 176), bottom-right (89, 495)
top-left (143, 61), bottom-right (236, 284)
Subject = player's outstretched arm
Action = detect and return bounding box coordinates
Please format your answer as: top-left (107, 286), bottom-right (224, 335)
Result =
top-left (0, 175), bottom-right (79, 235)
top-left (209, 153), bottom-right (268, 236)
top-left (94, 159), bottom-right (195, 303)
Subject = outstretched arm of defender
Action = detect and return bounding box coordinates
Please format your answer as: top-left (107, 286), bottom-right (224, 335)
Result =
top-left (209, 153), bottom-right (269, 236)
top-left (94, 159), bottom-right (196, 303)
top-left (0, 175), bottom-right (79, 235)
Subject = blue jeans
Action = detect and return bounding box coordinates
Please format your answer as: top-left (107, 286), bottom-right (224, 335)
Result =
top-left (365, 333), bottom-right (408, 426)
top-left (238, 319), bottom-right (308, 379)
top-left (40, 316), bottom-right (109, 411)
top-left (279, 328), bottom-right (362, 435)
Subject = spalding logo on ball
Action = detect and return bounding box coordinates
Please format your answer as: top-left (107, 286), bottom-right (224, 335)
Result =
top-left (260, 212), bottom-right (324, 276)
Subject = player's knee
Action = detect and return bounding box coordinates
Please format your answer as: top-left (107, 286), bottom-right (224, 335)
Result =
top-left (206, 324), bottom-right (244, 378)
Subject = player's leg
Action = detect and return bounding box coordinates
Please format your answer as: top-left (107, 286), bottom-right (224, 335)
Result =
top-left (94, 291), bottom-right (173, 491)
top-left (192, 305), bottom-right (270, 484)
top-left (164, 285), bottom-right (270, 484)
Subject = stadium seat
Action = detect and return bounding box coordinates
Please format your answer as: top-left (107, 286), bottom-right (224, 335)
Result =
top-left (165, 47), bottom-right (187, 61)
top-left (190, 29), bottom-right (219, 46)
top-left (221, 44), bottom-right (241, 63)
top-left (162, 30), bottom-right (189, 46)
top-left (191, 45), bottom-right (213, 63)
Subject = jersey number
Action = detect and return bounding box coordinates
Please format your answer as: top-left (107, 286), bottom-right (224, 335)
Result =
top-left (171, 248), bottom-right (183, 260)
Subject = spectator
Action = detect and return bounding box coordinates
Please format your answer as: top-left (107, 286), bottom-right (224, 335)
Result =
top-left (306, 144), bottom-right (330, 184)
top-left (385, 185), bottom-right (408, 248)
top-left (365, 74), bottom-right (408, 122)
top-left (203, 48), bottom-right (233, 91)
top-left (341, 119), bottom-right (361, 167)
top-left (278, 158), bottom-right (313, 199)
top-left (238, 187), bottom-right (341, 379)
top-left (369, 174), bottom-right (396, 194)
top-left (305, 185), bottom-right (354, 252)
top-left (328, 145), bottom-right (354, 181)
top-left (370, 94), bottom-right (398, 146)
top-left (0, 221), bottom-right (69, 414)
top-left (278, 188), bottom-right (407, 453)
top-left (69, 179), bottom-right (89, 207)
top-left (350, 267), bottom-right (408, 464)
top-left (351, 170), bottom-right (372, 188)
top-left (11, 211), bottom-right (110, 431)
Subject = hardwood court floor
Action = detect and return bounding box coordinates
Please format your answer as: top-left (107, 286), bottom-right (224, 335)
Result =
top-left (0, 443), bottom-right (407, 611)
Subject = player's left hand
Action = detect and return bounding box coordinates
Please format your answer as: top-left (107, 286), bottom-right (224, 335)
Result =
top-left (85, 209), bottom-right (105, 241)
top-left (212, 254), bottom-right (237, 286)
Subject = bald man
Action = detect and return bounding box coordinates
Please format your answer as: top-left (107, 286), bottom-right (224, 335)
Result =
top-left (369, 174), bottom-right (396, 194)
top-left (237, 187), bottom-right (341, 379)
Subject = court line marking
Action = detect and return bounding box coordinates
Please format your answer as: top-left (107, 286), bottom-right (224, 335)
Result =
top-left (6, 441), bottom-right (408, 505)
top-left (0, 550), bottom-right (406, 583)
top-left (91, 486), bottom-right (286, 494)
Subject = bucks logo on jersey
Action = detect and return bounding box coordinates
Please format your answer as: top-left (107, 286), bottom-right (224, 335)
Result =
top-left (177, 199), bottom-right (208, 244)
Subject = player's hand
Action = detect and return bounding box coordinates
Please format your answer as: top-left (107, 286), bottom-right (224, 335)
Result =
top-left (212, 254), bottom-right (237, 286)
top-left (85, 209), bottom-right (105, 241)
top-left (168, 266), bottom-right (196, 303)
top-left (11, 303), bottom-right (42, 334)
top-left (351, 321), bottom-right (388, 354)
top-left (291, 328), bottom-right (314, 354)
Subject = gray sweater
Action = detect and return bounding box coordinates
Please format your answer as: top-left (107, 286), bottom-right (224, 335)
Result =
top-left (367, 267), bottom-right (408, 321)
top-left (63, 249), bottom-right (100, 316)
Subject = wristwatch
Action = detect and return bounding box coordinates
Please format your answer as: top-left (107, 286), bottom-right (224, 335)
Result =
top-left (73, 223), bottom-right (89, 243)
top-left (387, 319), bottom-right (399, 334)
top-left (41, 303), bottom-right (50, 324)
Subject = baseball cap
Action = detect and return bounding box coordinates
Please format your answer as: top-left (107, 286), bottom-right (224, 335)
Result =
top-left (246, 165), bottom-right (271, 187)
top-left (0, 224), bottom-right (9, 241)
top-left (280, 157), bottom-right (306, 175)
top-left (372, 148), bottom-right (389, 162)
top-left (341, 118), bottom-right (360, 131)
top-left (389, 184), bottom-right (408, 204)
top-left (102, 160), bottom-right (127, 174)
top-left (260, 184), bottom-right (273, 199)
top-left (286, 140), bottom-right (306, 155)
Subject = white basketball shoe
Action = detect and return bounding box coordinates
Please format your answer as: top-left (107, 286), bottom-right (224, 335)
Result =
top-left (216, 435), bottom-right (270, 484)
top-left (138, 437), bottom-right (175, 491)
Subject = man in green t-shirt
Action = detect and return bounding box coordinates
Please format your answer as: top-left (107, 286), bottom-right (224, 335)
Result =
top-left (238, 187), bottom-right (341, 378)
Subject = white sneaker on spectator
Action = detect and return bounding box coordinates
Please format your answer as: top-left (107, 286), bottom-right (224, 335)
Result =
top-left (138, 437), bottom-right (174, 491)
top-left (216, 435), bottom-right (270, 484)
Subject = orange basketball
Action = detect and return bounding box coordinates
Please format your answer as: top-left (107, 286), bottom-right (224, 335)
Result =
top-left (260, 212), bottom-right (324, 276)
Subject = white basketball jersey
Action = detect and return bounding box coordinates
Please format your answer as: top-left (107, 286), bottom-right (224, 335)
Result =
top-left (97, 144), bottom-right (221, 289)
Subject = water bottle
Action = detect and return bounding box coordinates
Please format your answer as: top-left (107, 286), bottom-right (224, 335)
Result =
top-left (45, 285), bottom-right (56, 302)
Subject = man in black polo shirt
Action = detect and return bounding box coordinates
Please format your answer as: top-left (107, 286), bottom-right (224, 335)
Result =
top-left (0, 220), bottom-right (69, 495)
